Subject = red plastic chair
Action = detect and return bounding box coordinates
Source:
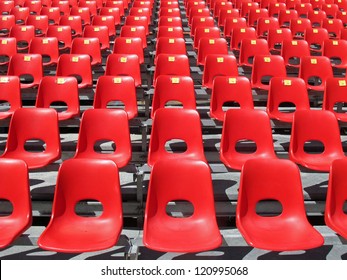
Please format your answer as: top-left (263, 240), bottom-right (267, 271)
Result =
top-left (336, 10), bottom-right (347, 28)
top-left (256, 17), bottom-right (279, 38)
top-left (304, 27), bottom-right (329, 53)
top-left (289, 110), bottom-right (345, 171)
top-left (26, 14), bottom-right (48, 36)
top-left (294, 3), bottom-right (313, 18)
top-left (24, 0), bottom-right (43, 14)
top-left (0, 37), bottom-right (16, 66)
top-left (70, 6), bottom-right (91, 26)
top-left (155, 37), bottom-right (186, 63)
top-left (0, 158), bottom-right (32, 249)
top-left (38, 158), bottom-right (123, 253)
top-left (153, 54), bottom-right (190, 86)
top-left (193, 26), bottom-right (221, 50)
top-left (220, 109), bottom-right (277, 170)
top-left (36, 76), bottom-right (80, 121)
top-left (290, 18), bottom-right (312, 39)
top-left (125, 15), bottom-right (148, 35)
top-left (188, 7), bottom-right (210, 26)
top-left (78, 0), bottom-right (97, 17)
top-left (0, 76), bottom-right (21, 120)
top-left (29, 37), bottom-right (59, 66)
top-left (148, 108), bottom-right (206, 167)
top-left (218, 8), bottom-right (240, 27)
top-left (59, 15), bottom-right (83, 37)
top-left (56, 54), bottom-right (93, 88)
top-left (237, 158), bottom-right (324, 251)
top-left (239, 38), bottom-right (270, 67)
top-left (47, 25), bottom-right (72, 50)
top-left (105, 54), bottom-right (141, 87)
top-left (240, 2), bottom-right (259, 17)
top-left (156, 26), bottom-right (184, 40)
top-left (190, 16), bottom-right (215, 37)
top-left (40, 7), bottom-right (60, 25)
top-left (7, 53), bottom-right (43, 89)
top-left (0, 1), bottom-right (15, 15)
top-left (120, 25), bottom-right (147, 48)
top-left (1, 108), bottom-right (61, 169)
top-left (91, 15), bottom-right (116, 37)
top-left (197, 37), bottom-right (228, 66)
top-left (104, 1), bottom-right (124, 17)
top-left (308, 9), bottom-right (326, 27)
top-left (214, 1), bottom-right (233, 19)
top-left (267, 77), bottom-right (310, 123)
top-left (93, 76), bottom-right (138, 119)
top-left (129, 7), bottom-right (151, 25)
top-left (251, 55), bottom-right (287, 90)
top-left (202, 54), bottom-right (238, 89)
top-left (310, 0), bottom-right (325, 9)
top-left (73, 109), bottom-right (131, 168)
top-left (9, 25), bottom-right (35, 51)
top-left (51, 0), bottom-right (70, 16)
top-left (286, 0), bottom-right (301, 9)
top-left (83, 25), bottom-right (110, 51)
top-left (230, 26), bottom-right (257, 50)
top-left (299, 56), bottom-right (333, 91)
top-left (159, 7), bottom-right (181, 18)
top-left (268, 2), bottom-right (287, 18)
top-left (151, 75), bottom-right (196, 119)
top-left (224, 17), bottom-right (248, 39)
top-left (10, 6), bottom-right (30, 25)
top-left (158, 16), bottom-right (182, 28)
top-left (248, 8), bottom-right (269, 27)
top-left (143, 159), bottom-right (222, 252)
top-left (210, 76), bottom-right (254, 121)
top-left (0, 15), bottom-right (16, 37)
top-left (186, 1), bottom-right (206, 19)
top-left (278, 9), bottom-right (298, 27)
top-left (99, 7), bottom-right (121, 26)
top-left (281, 39), bottom-right (310, 68)
top-left (113, 37), bottom-right (145, 64)
top-left (322, 18), bottom-right (343, 38)
top-left (323, 77), bottom-right (347, 122)
top-left (71, 37), bottom-right (102, 66)
top-left (267, 28), bottom-right (293, 52)
top-left (325, 158), bottom-right (347, 240)
top-left (323, 39), bottom-right (347, 69)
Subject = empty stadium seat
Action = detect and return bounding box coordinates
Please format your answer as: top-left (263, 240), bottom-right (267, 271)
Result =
top-left (40, 7), bottom-right (60, 25)
top-left (197, 37), bottom-right (228, 66)
top-left (0, 76), bottom-right (21, 120)
top-left (279, 9), bottom-right (298, 27)
top-left (218, 8), bottom-right (239, 27)
top-left (0, 37), bottom-right (16, 66)
top-left (10, 6), bottom-right (30, 25)
top-left (281, 39), bottom-right (310, 68)
top-left (125, 16), bottom-right (149, 35)
top-left (289, 110), bottom-right (345, 171)
top-left (239, 38), bottom-right (270, 67)
top-left (151, 75), bottom-right (196, 118)
top-left (99, 7), bottom-right (121, 26)
top-left (323, 39), bottom-right (347, 69)
top-left (256, 17), bottom-right (279, 38)
top-left (71, 37), bottom-right (102, 66)
top-left (1, 108), bottom-right (61, 169)
top-left (35, 76), bottom-right (80, 121)
top-left (0, 15), bottom-right (16, 37)
top-left (155, 37), bottom-right (186, 64)
top-left (148, 108), bottom-right (206, 167)
top-left (248, 8), bottom-right (269, 27)
top-left (307, 9), bottom-right (326, 27)
top-left (237, 158), bottom-right (324, 251)
top-left (59, 15), bottom-right (83, 37)
top-left (267, 28), bottom-right (293, 52)
top-left (323, 77), bottom-right (347, 122)
top-left (210, 76), bottom-right (254, 121)
top-left (38, 158), bottom-right (123, 253)
top-left (70, 6), bottom-right (91, 26)
top-left (322, 18), bottom-right (343, 38)
top-left (29, 37), bottom-right (59, 66)
top-left (47, 25), bottom-right (72, 50)
top-left (9, 25), bottom-right (35, 51)
top-left (73, 109), bottom-right (131, 168)
top-left (290, 18), bottom-right (312, 39)
top-left (93, 76), bottom-right (138, 120)
top-left (230, 26), bottom-right (257, 51)
top-left (220, 109), bottom-right (277, 170)
top-left (193, 26), bottom-right (221, 50)
top-left (143, 159), bottom-right (222, 252)
top-left (157, 26), bottom-right (184, 39)
top-left (190, 16), bottom-right (214, 37)
top-left (120, 25), bottom-right (147, 48)
top-left (0, 158), bottom-right (32, 249)
top-left (83, 25), bottom-right (110, 51)
top-left (304, 27), bottom-right (329, 53)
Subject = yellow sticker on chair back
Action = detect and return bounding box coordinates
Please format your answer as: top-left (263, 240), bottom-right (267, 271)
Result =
top-left (168, 56), bottom-right (175, 62)
top-left (339, 80), bottom-right (346, 87)
top-left (57, 78), bottom-right (66, 84)
top-left (283, 80), bottom-right (292, 86)
top-left (120, 57), bottom-right (127, 63)
top-left (113, 77), bottom-right (122, 84)
top-left (311, 58), bottom-right (317, 64)
top-left (72, 57), bottom-right (79, 62)
top-left (264, 57), bottom-right (271, 62)
top-left (228, 78), bottom-right (236, 84)
top-left (24, 56), bottom-right (31, 62)
top-left (209, 39), bottom-right (215, 44)
top-left (217, 57), bottom-right (224, 63)
top-left (0, 77), bottom-right (9, 83)
top-left (171, 77), bottom-right (180, 83)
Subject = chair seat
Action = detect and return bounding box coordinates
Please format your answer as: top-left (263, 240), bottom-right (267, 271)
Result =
top-left (0, 219), bottom-right (31, 249)
top-left (38, 217), bottom-right (122, 253)
top-left (221, 152), bottom-right (277, 170)
top-left (239, 216), bottom-right (324, 251)
top-left (290, 152), bottom-right (345, 171)
top-left (74, 152), bottom-right (131, 168)
top-left (2, 150), bottom-right (60, 169)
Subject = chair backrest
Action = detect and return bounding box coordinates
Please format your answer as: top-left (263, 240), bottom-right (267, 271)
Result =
top-left (290, 18), bottom-right (312, 39)
top-left (92, 15), bottom-right (116, 36)
top-left (202, 54), bottom-right (238, 89)
top-left (157, 26), bottom-right (184, 39)
top-left (239, 38), bottom-right (270, 67)
top-left (155, 37), bottom-right (186, 63)
top-left (153, 54), bottom-right (190, 86)
top-left (188, 7), bottom-right (211, 25)
top-left (74, 109), bottom-right (131, 168)
top-left (230, 26), bottom-right (257, 50)
top-left (93, 76), bottom-right (138, 119)
top-left (10, 6), bottom-right (30, 24)
top-left (294, 3), bottom-right (313, 18)
top-left (251, 55), bottom-right (287, 90)
top-left (158, 16), bottom-right (182, 28)
top-left (7, 53), bottom-right (43, 89)
top-left (325, 158), bottom-right (347, 240)
top-left (308, 9), bottom-right (327, 27)
top-left (278, 9), bottom-right (298, 27)
top-left (193, 26), bottom-right (221, 50)
top-left (0, 76), bottom-right (21, 120)
top-left (125, 16), bottom-right (149, 35)
top-left (323, 77), bottom-right (347, 122)
top-left (210, 76), bottom-right (254, 121)
top-left (120, 25), bottom-right (147, 48)
top-left (113, 37), bottom-right (144, 64)
top-left (36, 76), bottom-right (80, 121)
top-left (148, 108), bottom-right (206, 167)
top-left (47, 25), bottom-right (72, 50)
top-left (70, 6), bottom-right (91, 26)
top-left (323, 39), bottom-right (347, 69)
top-left (0, 158), bottom-right (32, 249)
top-left (299, 56), bottom-right (333, 91)
top-left (56, 54), bottom-right (93, 88)
top-left (99, 7), bottom-right (121, 25)
top-left (197, 37), bottom-right (229, 66)
top-left (105, 54), bottom-right (141, 87)
top-left (218, 8), bottom-right (240, 27)
top-left (59, 15), bottom-right (83, 37)
top-left (236, 158), bottom-right (324, 251)
top-left (322, 18), bottom-right (343, 38)
top-left (83, 25), bottom-right (110, 50)
top-left (256, 17), bottom-right (279, 37)
top-left (267, 28), bottom-right (293, 52)
top-left (151, 75), bottom-right (196, 118)
top-left (268, 2), bottom-right (287, 18)
top-left (267, 77), bottom-right (310, 123)
top-left (143, 159), bottom-right (222, 252)
top-left (190, 16), bottom-right (215, 37)
top-left (37, 158), bottom-right (123, 252)
top-left (0, 37), bottom-right (17, 66)
top-left (220, 109), bottom-right (277, 170)
top-left (9, 25), bottom-right (35, 51)
top-left (0, 15), bottom-right (16, 37)
top-left (71, 37), bottom-right (102, 66)
top-left (289, 109), bottom-right (345, 171)
top-left (281, 39), bottom-right (310, 67)
top-left (248, 7), bottom-right (269, 27)
top-left (29, 37), bottom-right (59, 66)
top-left (224, 17), bottom-right (247, 38)
top-left (40, 6), bottom-right (61, 25)
top-left (26, 14), bottom-right (49, 36)
top-left (304, 27), bottom-right (329, 52)
top-left (2, 108), bottom-right (61, 169)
